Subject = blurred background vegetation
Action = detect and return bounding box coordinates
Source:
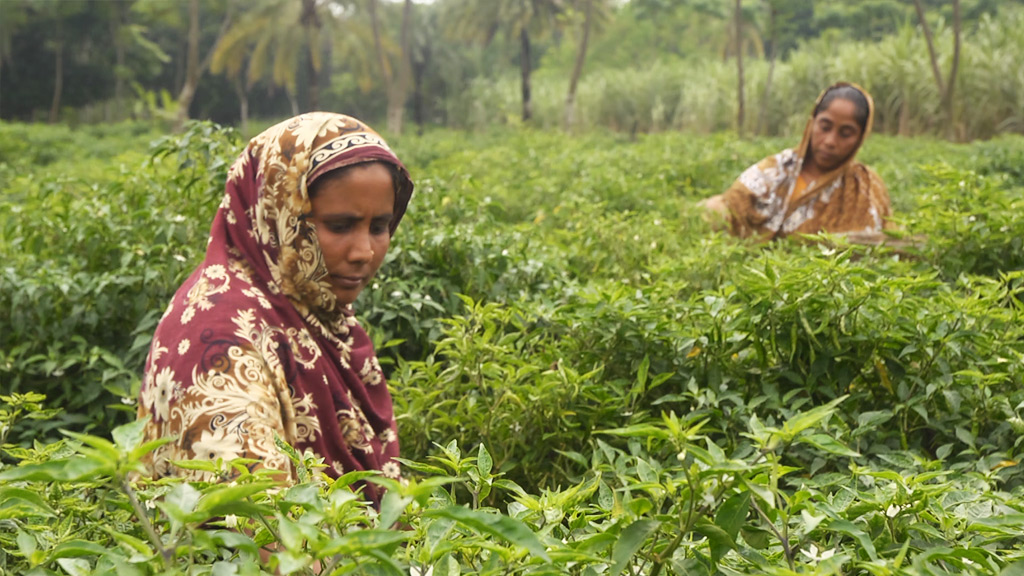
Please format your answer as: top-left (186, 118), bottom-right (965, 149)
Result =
top-left (1, 0), bottom-right (1022, 141)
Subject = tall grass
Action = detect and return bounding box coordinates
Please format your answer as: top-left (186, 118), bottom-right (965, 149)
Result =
top-left (459, 9), bottom-right (1024, 140)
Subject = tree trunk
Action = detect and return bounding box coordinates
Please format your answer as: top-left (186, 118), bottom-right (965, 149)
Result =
top-left (49, 33), bottom-right (63, 124)
top-left (520, 28), bottom-right (533, 122)
top-left (412, 42), bottom-right (429, 134)
top-left (287, 89), bottom-right (300, 116)
top-left (734, 0), bottom-right (744, 136)
top-left (174, 0), bottom-right (201, 130)
top-left (110, 3), bottom-right (127, 121)
top-left (368, 0), bottom-right (399, 132)
top-left (912, 0), bottom-right (945, 95)
top-left (756, 1), bottom-right (776, 136)
top-left (564, 0), bottom-right (593, 131)
top-left (944, 0), bottom-right (961, 140)
top-left (234, 75), bottom-right (249, 136)
top-left (898, 95), bottom-right (910, 136)
top-left (384, 0), bottom-right (413, 135)
top-left (301, 0), bottom-right (321, 111)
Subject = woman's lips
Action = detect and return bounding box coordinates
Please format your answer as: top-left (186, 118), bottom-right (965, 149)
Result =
top-left (331, 275), bottom-right (365, 289)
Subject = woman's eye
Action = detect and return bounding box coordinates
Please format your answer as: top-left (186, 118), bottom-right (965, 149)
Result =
top-left (325, 222), bottom-right (354, 234)
top-left (370, 223), bottom-right (390, 235)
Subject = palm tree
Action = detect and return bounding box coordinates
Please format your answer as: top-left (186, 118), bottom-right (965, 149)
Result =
top-left (564, 0), bottom-right (613, 130)
top-left (445, 0), bottom-right (566, 122)
top-left (912, 0), bottom-right (961, 140)
top-left (211, 0), bottom-right (333, 118)
top-left (172, 0), bottom-right (232, 130)
top-left (367, 0), bottom-right (415, 134)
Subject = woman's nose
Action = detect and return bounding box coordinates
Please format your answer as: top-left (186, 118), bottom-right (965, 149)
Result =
top-left (347, 230), bottom-right (374, 263)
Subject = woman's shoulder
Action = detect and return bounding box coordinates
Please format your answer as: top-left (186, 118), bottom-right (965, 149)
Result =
top-left (847, 161), bottom-right (887, 187)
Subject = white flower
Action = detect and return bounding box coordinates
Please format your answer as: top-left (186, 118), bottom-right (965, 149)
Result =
top-left (173, 254), bottom-right (187, 262)
top-left (886, 503), bottom-right (910, 518)
top-left (654, 219), bottom-right (662, 226)
top-left (800, 544), bottom-right (836, 562)
top-left (224, 514), bottom-right (238, 528)
top-left (178, 339), bottom-right (191, 355)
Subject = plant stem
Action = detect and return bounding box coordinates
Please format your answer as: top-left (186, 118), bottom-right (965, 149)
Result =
top-left (750, 494), bottom-right (794, 571)
top-left (120, 476), bottom-right (172, 566)
top-left (650, 466), bottom-right (699, 576)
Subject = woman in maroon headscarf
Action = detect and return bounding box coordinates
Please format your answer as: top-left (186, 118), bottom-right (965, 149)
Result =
top-left (137, 113), bottom-right (413, 504)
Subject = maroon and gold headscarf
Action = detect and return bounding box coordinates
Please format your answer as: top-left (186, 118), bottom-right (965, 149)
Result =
top-left (714, 82), bottom-right (890, 239)
top-left (137, 113), bottom-right (413, 503)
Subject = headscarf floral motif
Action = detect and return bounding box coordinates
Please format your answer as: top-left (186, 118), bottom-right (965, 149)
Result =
top-left (138, 113), bottom-right (413, 503)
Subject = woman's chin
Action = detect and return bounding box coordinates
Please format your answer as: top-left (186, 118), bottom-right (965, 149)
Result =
top-left (332, 287), bottom-right (362, 307)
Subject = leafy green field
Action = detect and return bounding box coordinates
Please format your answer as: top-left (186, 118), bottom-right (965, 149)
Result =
top-left (2, 121), bottom-right (1024, 574)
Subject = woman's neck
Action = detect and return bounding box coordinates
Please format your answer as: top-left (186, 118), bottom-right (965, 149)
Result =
top-left (800, 161), bottom-right (824, 181)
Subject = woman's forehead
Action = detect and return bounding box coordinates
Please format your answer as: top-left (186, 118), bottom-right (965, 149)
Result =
top-left (818, 99), bottom-right (860, 123)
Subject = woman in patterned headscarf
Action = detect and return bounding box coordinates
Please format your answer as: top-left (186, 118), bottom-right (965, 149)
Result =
top-left (701, 82), bottom-right (891, 241)
top-left (137, 113), bottom-right (413, 505)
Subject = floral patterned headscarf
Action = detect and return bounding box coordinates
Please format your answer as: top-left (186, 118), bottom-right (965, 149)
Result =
top-left (138, 113), bottom-right (413, 504)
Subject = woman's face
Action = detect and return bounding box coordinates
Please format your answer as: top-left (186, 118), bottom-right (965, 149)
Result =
top-left (809, 97), bottom-right (863, 173)
top-left (308, 163), bottom-right (395, 306)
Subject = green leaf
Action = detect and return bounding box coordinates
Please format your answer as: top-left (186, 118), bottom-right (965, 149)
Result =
top-left (608, 519), bottom-right (660, 576)
top-left (111, 418), bottom-right (148, 452)
top-left (477, 444), bottom-right (493, 478)
top-left (56, 558), bottom-right (91, 576)
top-left (61, 430), bottom-right (120, 462)
top-left (197, 481), bottom-right (277, 516)
top-left (694, 521), bottom-right (736, 564)
top-left (715, 491), bottom-right (750, 540)
top-left (0, 487), bottom-right (57, 518)
top-left (317, 529), bottom-right (411, 557)
top-left (48, 540), bottom-right (108, 560)
top-left (1000, 560), bottom-right (1024, 576)
top-left (378, 490), bottom-right (413, 530)
top-left (211, 561), bottom-right (242, 576)
top-left (280, 483), bottom-right (322, 510)
top-left (637, 355), bottom-right (650, 389)
top-left (17, 530), bottom-right (37, 559)
top-left (274, 549), bottom-right (311, 575)
top-left (597, 424), bottom-right (670, 440)
top-left (781, 395), bottom-right (848, 440)
top-left (0, 457), bottom-right (112, 482)
top-left (796, 434), bottom-right (861, 458)
top-left (424, 506), bottom-right (550, 562)
top-left (827, 519), bottom-right (878, 561)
